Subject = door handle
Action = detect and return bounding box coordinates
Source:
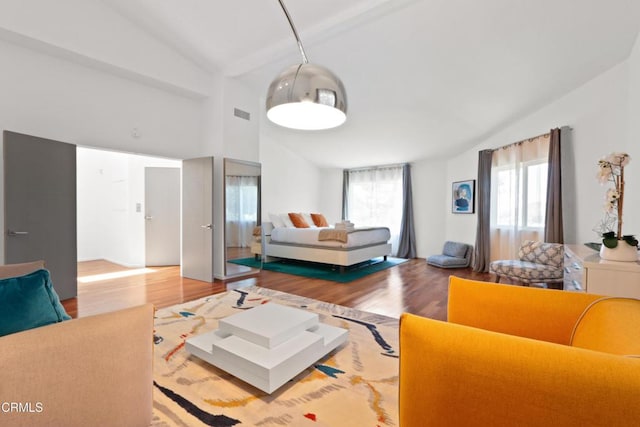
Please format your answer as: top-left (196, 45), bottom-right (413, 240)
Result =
top-left (144, 216), bottom-right (153, 220)
top-left (201, 224), bottom-right (213, 229)
top-left (7, 230), bottom-right (29, 236)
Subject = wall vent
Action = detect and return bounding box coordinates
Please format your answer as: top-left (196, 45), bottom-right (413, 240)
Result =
top-left (234, 108), bottom-right (251, 121)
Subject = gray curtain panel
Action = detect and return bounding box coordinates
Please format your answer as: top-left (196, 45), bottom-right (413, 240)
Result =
top-left (544, 128), bottom-right (564, 243)
top-left (341, 169), bottom-right (349, 220)
top-left (472, 150), bottom-right (493, 272)
top-left (397, 164), bottom-right (417, 258)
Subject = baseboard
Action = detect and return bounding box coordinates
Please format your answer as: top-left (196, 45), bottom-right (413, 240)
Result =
top-left (102, 257), bottom-right (144, 268)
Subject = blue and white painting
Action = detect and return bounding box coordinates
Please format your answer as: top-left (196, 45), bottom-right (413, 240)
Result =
top-left (452, 180), bottom-right (475, 214)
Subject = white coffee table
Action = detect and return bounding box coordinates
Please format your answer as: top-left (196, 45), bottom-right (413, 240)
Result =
top-left (186, 303), bottom-right (348, 393)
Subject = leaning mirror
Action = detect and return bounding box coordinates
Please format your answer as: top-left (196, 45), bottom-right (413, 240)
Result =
top-left (223, 158), bottom-right (261, 278)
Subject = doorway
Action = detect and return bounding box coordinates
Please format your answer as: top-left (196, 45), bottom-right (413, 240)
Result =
top-left (76, 147), bottom-right (181, 271)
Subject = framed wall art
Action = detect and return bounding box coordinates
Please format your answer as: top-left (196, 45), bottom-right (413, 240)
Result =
top-left (452, 180), bottom-right (475, 214)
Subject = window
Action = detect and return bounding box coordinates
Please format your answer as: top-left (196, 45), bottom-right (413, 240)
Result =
top-left (494, 161), bottom-right (548, 229)
top-left (525, 162), bottom-right (548, 228)
top-left (489, 134), bottom-right (550, 260)
top-left (344, 165), bottom-right (403, 255)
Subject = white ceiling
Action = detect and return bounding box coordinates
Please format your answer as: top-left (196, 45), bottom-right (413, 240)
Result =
top-left (103, 1), bottom-right (640, 167)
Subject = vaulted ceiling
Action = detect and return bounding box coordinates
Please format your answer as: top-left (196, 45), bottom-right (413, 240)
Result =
top-left (10, 1), bottom-right (640, 167)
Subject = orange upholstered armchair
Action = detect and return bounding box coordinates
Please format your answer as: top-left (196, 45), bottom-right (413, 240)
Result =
top-left (399, 276), bottom-right (640, 427)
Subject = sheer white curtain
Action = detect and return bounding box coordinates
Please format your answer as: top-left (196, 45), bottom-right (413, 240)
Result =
top-left (346, 165), bottom-right (403, 255)
top-left (225, 175), bottom-right (258, 248)
top-left (490, 135), bottom-right (550, 260)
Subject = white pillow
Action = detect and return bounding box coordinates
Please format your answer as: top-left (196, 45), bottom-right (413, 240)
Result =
top-left (269, 213), bottom-right (285, 228)
top-left (301, 213), bottom-right (317, 228)
top-left (280, 213), bottom-right (294, 228)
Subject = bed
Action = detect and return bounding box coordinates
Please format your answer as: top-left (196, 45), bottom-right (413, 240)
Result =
top-left (261, 222), bottom-right (392, 270)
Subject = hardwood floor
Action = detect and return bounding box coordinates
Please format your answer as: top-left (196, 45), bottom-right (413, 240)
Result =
top-left (65, 260), bottom-right (226, 318)
top-left (63, 259), bottom-right (492, 320)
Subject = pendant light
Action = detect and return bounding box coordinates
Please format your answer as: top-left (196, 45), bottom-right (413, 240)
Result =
top-left (266, 0), bottom-right (347, 130)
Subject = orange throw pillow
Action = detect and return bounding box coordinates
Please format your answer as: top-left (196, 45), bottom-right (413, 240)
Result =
top-left (311, 213), bottom-right (329, 227)
top-left (288, 213), bottom-right (310, 228)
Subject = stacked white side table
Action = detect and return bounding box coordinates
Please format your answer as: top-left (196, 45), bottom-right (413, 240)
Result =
top-left (186, 303), bottom-right (348, 393)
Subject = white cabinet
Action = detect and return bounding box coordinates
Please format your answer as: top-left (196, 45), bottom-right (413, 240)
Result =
top-left (565, 245), bottom-right (640, 298)
top-left (583, 254), bottom-right (640, 298)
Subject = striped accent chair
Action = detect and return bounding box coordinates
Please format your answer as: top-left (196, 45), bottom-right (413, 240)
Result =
top-left (490, 240), bottom-right (564, 288)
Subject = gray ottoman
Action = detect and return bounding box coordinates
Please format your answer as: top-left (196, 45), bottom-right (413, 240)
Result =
top-left (426, 241), bottom-right (473, 268)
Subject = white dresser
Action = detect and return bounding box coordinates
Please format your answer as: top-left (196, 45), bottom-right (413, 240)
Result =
top-left (564, 244), bottom-right (640, 298)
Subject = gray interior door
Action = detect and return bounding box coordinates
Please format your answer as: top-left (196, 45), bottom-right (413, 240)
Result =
top-left (145, 167), bottom-right (180, 266)
top-left (4, 131), bottom-right (77, 300)
top-left (182, 157), bottom-right (214, 281)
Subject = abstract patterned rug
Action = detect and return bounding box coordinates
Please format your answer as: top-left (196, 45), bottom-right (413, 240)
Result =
top-left (152, 286), bottom-right (399, 426)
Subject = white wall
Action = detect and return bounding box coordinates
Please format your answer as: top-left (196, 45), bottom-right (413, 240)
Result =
top-left (77, 149), bottom-right (123, 262)
top-left (0, 39), bottom-right (204, 159)
top-left (200, 77), bottom-right (261, 279)
top-left (0, 38), bottom-right (206, 264)
top-left (625, 32), bottom-right (640, 237)
top-left (318, 169), bottom-right (343, 225)
top-left (260, 132), bottom-right (323, 217)
top-left (412, 158), bottom-right (448, 257)
top-left (444, 57), bottom-right (635, 247)
top-left (77, 147), bottom-right (180, 267)
top-left (0, 0), bottom-right (210, 96)
top-left (199, 75), bottom-right (225, 278)
top-left (223, 78), bottom-right (260, 163)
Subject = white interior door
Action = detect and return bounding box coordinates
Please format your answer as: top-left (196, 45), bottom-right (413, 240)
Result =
top-left (145, 167), bottom-right (180, 266)
top-left (182, 157), bottom-right (214, 281)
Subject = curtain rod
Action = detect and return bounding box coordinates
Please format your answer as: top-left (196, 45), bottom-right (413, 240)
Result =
top-left (492, 126), bottom-right (571, 152)
top-left (345, 162), bottom-right (408, 172)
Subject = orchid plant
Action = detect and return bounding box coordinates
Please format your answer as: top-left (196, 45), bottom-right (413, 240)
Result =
top-left (596, 152), bottom-right (638, 248)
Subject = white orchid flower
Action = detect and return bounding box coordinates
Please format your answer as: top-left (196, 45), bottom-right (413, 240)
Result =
top-left (596, 151), bottom-right (632, 242)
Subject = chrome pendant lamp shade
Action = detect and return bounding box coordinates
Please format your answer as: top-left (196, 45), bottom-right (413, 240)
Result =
top-left (266, 0), bottom-right (347, 130)
top-left (266, 63), bottom-right (347, 130)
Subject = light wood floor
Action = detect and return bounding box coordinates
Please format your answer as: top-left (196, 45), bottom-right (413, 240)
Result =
top-left (63, 259), bottom-right (492, 320)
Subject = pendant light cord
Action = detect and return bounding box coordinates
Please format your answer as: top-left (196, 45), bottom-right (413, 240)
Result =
top-left (277, 0), bottom-right (309, 64)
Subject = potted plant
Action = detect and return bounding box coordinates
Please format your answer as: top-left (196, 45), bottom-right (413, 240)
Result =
top-left (595, 152), bottom-right (638, 261)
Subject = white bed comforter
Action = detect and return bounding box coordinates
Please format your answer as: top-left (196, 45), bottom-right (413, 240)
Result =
top-left (269, 226), bottom-right (390, 249)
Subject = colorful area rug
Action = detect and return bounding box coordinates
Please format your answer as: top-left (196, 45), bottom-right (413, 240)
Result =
top-left (152, 286), bottom-right (399, 426)
top-left (229, 256), bottom-right (407, 283)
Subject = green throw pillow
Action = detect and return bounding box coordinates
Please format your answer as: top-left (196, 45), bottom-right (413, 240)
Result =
top-left (0, 269), bottom-right (71, 337)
